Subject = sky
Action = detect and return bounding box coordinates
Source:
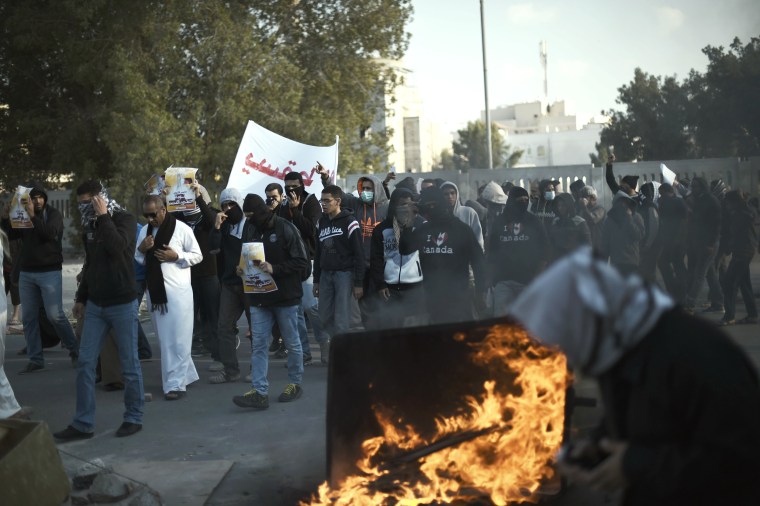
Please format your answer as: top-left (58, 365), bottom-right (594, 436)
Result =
top-left (404, 0), bottom-right (760, 131)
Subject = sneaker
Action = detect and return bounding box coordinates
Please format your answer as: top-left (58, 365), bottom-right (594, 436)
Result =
top-left (164, 390), bottom-right (186, 401)
top-left (319, 341), bottom-right (330, 365)
top-left (304, 354), bottom-right (313, 366)
top-left (54, 425), bottom-right (94, 441)
top-left (245, 371), bottom-right (252, 382)
top-left (278, 383), bottom-right (303, 403)
top-left (191, 346), bottom-right (210, 358)
top-left (269, 337), bottom-right (283, 353)
top-left (233, 389), bottom-right (269, 409)
top-left (18, 362), bottom-right (44, 375)
top-left (115, 422), bottom-right (142, 437)
top-left (273, 346), bottom-right (288, 359)
top-left (718, 319), bottom-right (736, 326)
top-left (702, 304), bottom-right (724, 313)
top-left (208, 361), bottom-right (224, 372)
top-left (209, 371), bottom-right (241, 384)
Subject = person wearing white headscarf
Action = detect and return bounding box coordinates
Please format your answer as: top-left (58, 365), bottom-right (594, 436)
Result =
top-left (510, 247), bottom-right (760, 506)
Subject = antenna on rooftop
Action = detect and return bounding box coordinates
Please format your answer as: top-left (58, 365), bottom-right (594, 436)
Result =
top-left (539, 40), bottom-right (548, 104)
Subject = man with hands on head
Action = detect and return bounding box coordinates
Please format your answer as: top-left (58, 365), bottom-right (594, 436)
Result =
top-left (55, 181), bottom-right (144, 441)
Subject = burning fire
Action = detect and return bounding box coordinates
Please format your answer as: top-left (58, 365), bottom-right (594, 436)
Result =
top-left (304, 324), bottom-right (570, 505)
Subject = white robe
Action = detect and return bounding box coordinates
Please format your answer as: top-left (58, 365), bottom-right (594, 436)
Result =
top-left (135, 220), bottom-right (203, 394)
top-left (0, 239), bottom-right (22, 418)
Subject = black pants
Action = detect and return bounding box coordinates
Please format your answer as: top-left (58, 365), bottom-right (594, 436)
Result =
top-left (192, 275), bottom-right (221, 360)
top-left (217, 283), bottom-right (246, 375)
top-left (658, 243), bottom-right (687, 302)
top-left (722, 256), bottom-right (758, 321)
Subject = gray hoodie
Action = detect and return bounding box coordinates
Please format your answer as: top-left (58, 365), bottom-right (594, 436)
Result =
top-left (441, 181), bottom-right (484, 250)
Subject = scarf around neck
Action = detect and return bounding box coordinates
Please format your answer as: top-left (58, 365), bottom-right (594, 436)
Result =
top-left (145, 212), bottom-right (177, 314)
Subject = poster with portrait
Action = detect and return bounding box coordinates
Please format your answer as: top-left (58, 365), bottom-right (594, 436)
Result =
top-left (10, 185), bottom-right (34, 229)
top-left (165, 167), bottom-right (198, 212)
top-left (144, 173), bottom-right (166, 196)
top-left (239, 242), bottom-right (278, 294)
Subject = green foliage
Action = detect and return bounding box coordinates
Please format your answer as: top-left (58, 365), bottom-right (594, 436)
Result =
top-left (0, 0), bottom-right (412, 204)
top-left (448, 120), bottom-right (522, 171)
top-left (593, 36), bottom-right (760, 163)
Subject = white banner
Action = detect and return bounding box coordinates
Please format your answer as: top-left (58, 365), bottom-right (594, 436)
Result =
top-left (227, 120), bottom-right (339, 198)
top-left (660, 163), bottom-right (677, 186)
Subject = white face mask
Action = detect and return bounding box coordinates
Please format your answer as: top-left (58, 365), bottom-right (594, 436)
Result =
top-left (544, 191), bottom-right (555, 201)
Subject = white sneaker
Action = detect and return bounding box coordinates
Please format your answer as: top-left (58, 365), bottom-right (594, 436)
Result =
top-left (208, 361), bottom-right (224, 372)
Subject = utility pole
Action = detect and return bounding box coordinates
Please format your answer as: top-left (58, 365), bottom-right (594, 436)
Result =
top-left (480, 0), bottom-right (493, 169)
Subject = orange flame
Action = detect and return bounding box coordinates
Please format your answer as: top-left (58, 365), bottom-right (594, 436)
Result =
top-left (305, 324), bottom-right (569, 505)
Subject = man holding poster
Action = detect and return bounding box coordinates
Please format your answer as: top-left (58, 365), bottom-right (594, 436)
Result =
top-left (232, 195), bottom-right (309, 410)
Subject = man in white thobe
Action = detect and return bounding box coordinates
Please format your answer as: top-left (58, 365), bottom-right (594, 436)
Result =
top-left (135, 195), bottom-right (202, 400)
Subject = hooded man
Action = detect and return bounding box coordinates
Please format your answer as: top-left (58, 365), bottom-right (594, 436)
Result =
top-left (487, 186), bottom-right (550, 316)
top-left (510, 248), bottom-right (760, 506)
top-left (369, 188), bottom-right (427, 329)
top-left (656, 183), bottom-right (688, 301)
top-left (577, 186), bottom-right (606, 249)
top-left (549, 193), bottom-right (591, 262)
top-left (440, 181), bottom-right (484, 250)
top-left (683, 177), bottom-right (723, 313)
top-left (232, 194), bottom-right (309, 410)
top-left (600, 191), bottom-right (645, 276)
top-left (136, 195), bottom-right (202, 400)
top-left (475, 181), bottom-right (508, 241)
top-left (532, 179), bottom-right (559, 229)
top-left (208, 187), bottom-right (248, 384)
top-left (1, 181), bottom-right (79, 373)
top-left (399, 186), bottom-right (486, 324)
top-left (605, 154), bottom-right (640, 198)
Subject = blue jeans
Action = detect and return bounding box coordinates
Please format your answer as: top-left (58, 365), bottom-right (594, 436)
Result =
top-left (318, 270), bottom-right (354, 339)
top-left (250, 305), bottom-right (302, 395)
top-left (296, 264), bottom-right (327, 355)
top-left (19, 270), bottom-right (79, 365)
top-left (73, 301), bottom-right (144, 432)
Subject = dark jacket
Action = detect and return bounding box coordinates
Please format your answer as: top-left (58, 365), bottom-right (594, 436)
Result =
top-left (187, 195), bottom-right (217, 279)
top-left (549, 215), bottom-right (591, 262)
top-left (276, 191), bottom-right (321, 258)
top-left (241, 215), bottom-right (308, 307)
top-left (656, 195), bottom-right (688, 248)
top-left (600, 194), bottom-right (646, 272)
top-left (596, 309), bottom-right (760, 506)
top-left (687, 191), bottom-right (721, 249)
top-left (401, 213), bottom-right (486, 297)
top-left (76, 211), bottom-right (137, 307)
top-left (313, 209), bottom-right (365, 287)
top-left (370, 189), bottom-right (425, 290)
top-left (578, 203), bottom-right (606, 250)
top-left (726, 206), bottom-right (758, 260)
top-left (209, 218), bottom-right (247, 287)
top-left (488, 210), bottom-right (550, 285)
top-left (2, 183), bottom-right (64, 272)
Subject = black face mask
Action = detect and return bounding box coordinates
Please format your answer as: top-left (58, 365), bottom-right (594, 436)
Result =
top-left (506, 202), bottom-right (528, 220)
top-left (226, 205), bottom-right (243, 224)
top-left (252, 211), bottom-right (271, 229)
top-left (286, 186), bottom-right (304, 199)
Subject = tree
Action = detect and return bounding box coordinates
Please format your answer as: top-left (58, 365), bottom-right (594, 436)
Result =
top-left (451, 120), bottom-right (522, 171)
top-left (0, 0), bottom-right (413, 204)
top-left (592, 36), bottom-right (760, 164)
top-left (593, 68), bottom-right (693, 164)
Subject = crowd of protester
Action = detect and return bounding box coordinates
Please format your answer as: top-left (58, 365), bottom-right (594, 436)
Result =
top-left (1, 156), bottom-right (759, 503)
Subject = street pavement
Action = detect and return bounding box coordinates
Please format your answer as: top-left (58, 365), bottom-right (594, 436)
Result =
top-left (4, 258), bottom-right (760, 505)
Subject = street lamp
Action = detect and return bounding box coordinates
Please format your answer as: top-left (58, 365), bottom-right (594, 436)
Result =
top-left (480, 0), bottom-right (493, 169)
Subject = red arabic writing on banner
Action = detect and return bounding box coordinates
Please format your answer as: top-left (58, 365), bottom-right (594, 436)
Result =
top-left (243, 153), bottom-right (333, 186)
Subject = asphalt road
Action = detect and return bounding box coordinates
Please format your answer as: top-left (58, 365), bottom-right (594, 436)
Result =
top-left (4, 258), bottom-right (759, 505)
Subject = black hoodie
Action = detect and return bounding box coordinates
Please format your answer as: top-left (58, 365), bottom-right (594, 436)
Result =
top-left (314, 209), bottom-right (365, 287)
top-left (276, 188), bottom-right (321, 258)
top-left (2, 182), bottom-right (65, 272)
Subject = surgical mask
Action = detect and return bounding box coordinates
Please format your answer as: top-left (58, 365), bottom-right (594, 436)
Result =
top-left (361, 190), bottom-right (374, 204)
top-left (544, 191), bottom-right (555, 201)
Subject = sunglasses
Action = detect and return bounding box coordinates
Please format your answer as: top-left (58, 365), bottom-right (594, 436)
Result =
top-left (143, 211), bottom-right (159, 219)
